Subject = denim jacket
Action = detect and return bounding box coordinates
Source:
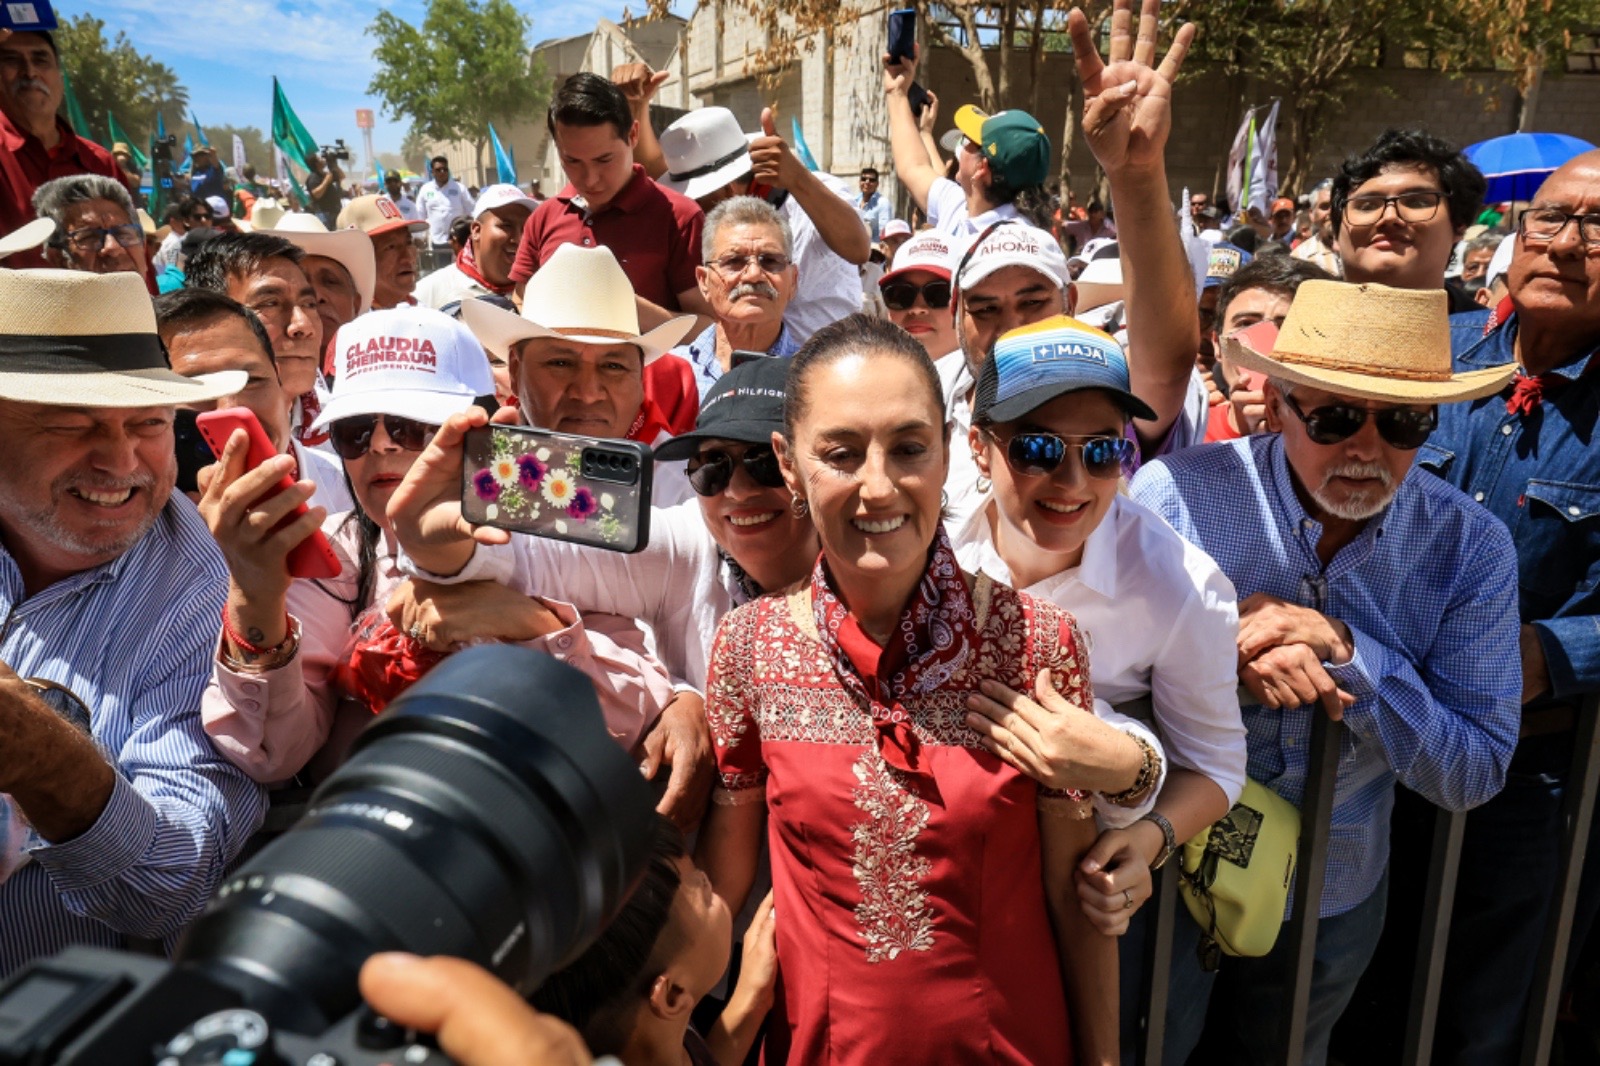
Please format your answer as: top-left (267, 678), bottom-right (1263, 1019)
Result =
top-left (1422, 310), bottom-right (1600, 700)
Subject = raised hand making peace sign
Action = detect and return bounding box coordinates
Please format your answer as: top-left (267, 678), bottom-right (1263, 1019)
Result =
top-left (1069, 0), bottom-right (1195, 175)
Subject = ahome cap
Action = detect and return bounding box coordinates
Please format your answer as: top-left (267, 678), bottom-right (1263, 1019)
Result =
top-left (313, 306), bottom-right (496, 431)
top-left (957, 223), bottom-right (1070, 292)
top-left (654, 356), bottom-right (790, 460)
top-left (974, 313), bottom-right (1156, 424)
top-left (473, 183), bottom-right (540, 220)
top-left (952, 104), bottom-right (1051, 188)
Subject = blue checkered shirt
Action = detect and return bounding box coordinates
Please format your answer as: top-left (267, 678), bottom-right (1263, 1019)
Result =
top-left (1131, 434), bottom-right (1521, 915)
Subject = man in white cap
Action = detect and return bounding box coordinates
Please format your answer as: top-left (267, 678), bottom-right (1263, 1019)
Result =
top-left (462, 244), bottom-right (698, 505)
top-left (0, 269), bottom-right (266, 976)
top-left (413, 183), bottom-right (539, 310)
top-left (879, 217), bottom-right (913, 263)
top-left (878, 230), bottom-right (957, 359)
top-left (651, 104), bottom-right (869, 343)
top-left (272, 212), bottom-right (377, 378)
top-left (1129, 280), bottom-right (1520, 1064)
top-left (337, 194), bottom-right (429, 310)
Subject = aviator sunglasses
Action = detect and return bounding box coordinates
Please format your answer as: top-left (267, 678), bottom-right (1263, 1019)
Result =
top-left (1282, 392), bottom-right (1436, 450)
top-left (328, 414), bottom-right (437, 460)
top-left (997, 431), bottom-right (1137, 480)
top-left (686, 444), bottom-right (786, 496)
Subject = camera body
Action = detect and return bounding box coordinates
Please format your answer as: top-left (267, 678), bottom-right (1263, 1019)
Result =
top-left (0, 646), bottom-right (655, 1066)
top-left (151, 133), bottom-right (180, 192)
top-left (321, 140), bottom-right (351, 165)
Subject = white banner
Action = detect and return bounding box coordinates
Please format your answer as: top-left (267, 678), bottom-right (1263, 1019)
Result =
top-left (233, 134), bottom-right (248, 175)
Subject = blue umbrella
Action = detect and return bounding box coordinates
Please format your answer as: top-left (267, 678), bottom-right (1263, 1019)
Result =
top-left (1463, 132), bottom-right (1596, 203)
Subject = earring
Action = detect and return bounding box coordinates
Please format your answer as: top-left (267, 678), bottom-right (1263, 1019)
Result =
top-left (975, 475), bottom-right (992, 494)
top-left (940, 489), bottom-right (950, 511)
top-left (791, 493), bottom-right (810, 518)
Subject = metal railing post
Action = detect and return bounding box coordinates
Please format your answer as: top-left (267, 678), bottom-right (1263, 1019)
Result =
top-left (1520, 694), bottom-right (1600, 1066)
top-left (1280, 710), bottom-right (1344, 1065)
top-left (1402, 806), bottom-right (1468, 1065)
top-left (1137, 862), bottom-right (1179, 1066)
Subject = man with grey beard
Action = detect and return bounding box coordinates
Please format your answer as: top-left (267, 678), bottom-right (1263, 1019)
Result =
top-left (1126, 280), bottom-right (1522, 1065)
top-left (667, 196), bottom-right (801, 399)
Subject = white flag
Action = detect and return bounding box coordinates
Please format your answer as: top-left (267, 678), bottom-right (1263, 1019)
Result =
top-left (233, 134), bottom-right (248, 175)
top-left (1226, 109), bottom-right (1253, 219)
top-left (1257, 101), bottom-right (1281, 209)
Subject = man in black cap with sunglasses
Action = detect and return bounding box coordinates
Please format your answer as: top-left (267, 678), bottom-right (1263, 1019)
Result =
top-left (1129, 280), bottom-right (1521, 1064)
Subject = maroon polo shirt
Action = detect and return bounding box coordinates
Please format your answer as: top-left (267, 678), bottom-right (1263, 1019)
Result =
top-left (509, 164), bottom-right (703, 310)
top-left (0, 111), bottom-right (136, 270)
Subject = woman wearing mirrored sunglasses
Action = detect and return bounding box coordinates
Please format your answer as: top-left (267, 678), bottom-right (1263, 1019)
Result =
top-left (199, 308), bottom-right (676, 784)
top-left (951, 316), bottom-right (1249, 992)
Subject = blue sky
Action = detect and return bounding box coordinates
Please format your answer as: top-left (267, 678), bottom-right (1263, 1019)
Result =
top-left (54, 0), bottom-right (662, 162)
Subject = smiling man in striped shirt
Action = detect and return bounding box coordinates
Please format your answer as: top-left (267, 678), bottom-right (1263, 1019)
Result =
top-left (0, 269), bottom-right (266, 975)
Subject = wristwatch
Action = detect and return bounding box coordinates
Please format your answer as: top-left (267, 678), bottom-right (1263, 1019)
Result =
top-left (1140, 810), bottom-right (1179, 870)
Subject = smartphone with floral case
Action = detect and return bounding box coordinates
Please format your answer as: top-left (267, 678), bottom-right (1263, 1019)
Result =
top-left (461, 424), bottom-right (654, 552)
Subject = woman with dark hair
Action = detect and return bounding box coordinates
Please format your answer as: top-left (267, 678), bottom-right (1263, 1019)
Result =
top-left (696, 314), bottom-right (1132, 1065)
top-left (198, 307), bottom-right (675, 783)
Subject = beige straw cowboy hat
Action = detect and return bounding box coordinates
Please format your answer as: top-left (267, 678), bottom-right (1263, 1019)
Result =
top-left (273, 211), bottom-right (378, 313)
top-left (0, 269), bottom-right (244, 406)
top-left (460, 243), bottom-right (695, 365)
top-left (1222, 280), bottom-right (1516, 404)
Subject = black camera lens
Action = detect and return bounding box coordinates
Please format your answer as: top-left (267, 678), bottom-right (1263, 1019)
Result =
top-left (172, 646), bottom-right (655, 1035)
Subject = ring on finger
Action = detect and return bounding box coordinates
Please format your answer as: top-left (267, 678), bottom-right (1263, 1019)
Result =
top-left (1122, 888), bottom-right (1134, 910)
top-left (408, 622), bottom-right (424, 642)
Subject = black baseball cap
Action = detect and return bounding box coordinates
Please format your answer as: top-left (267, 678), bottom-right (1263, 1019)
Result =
top-left (654, 356), bottom-right (789, 460)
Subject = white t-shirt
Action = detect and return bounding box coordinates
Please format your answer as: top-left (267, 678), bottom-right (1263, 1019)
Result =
top-left (780, 195), bottom-right (868, 343)
top-left (293, 439), bottom-right (356, 516)
top-left (416, 179), bottom-right (475, 246)
top-left (953, 493), bottom-right (1249, 806)
top-left (936, 349), bottom-right (986, 532)
top-left (412, 262), bottom-right (488, 310)
top-left (926, 175), bottom-right (1020, 238)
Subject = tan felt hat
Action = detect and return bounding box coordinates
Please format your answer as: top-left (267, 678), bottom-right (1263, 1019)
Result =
top-left (0, 269), bottom-right (245, 406)
top-left (1222, 280), bottom-right (1516, 404)
top-left (460, 244), bottom-right (695, 365)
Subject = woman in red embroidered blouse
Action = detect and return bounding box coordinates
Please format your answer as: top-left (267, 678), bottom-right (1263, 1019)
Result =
top-left (697, 317), bottom-right (1118, 1065)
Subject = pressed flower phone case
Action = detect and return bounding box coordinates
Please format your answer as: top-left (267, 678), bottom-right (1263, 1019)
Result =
top-left (461, 424), bottom-right (654, 553)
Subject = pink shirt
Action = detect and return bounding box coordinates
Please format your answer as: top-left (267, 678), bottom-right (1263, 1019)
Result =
top-left (202, 513), bottom-right (675, 782)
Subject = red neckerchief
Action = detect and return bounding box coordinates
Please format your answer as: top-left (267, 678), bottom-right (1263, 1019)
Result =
top-left (626, 397), bottom-right (671, 445)
top-left (811, 526), bottom-right (976, 776)
top-left (1490, 298), bottom-right (1576, 417)
top-left (295, 389), bottom-right (330, 447)
top-left (454, 241), bottom-right (514, 296)
top-left (1484, 295), bottom-right (1514, 337)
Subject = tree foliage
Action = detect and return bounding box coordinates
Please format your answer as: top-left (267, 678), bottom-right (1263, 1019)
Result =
top-left (367, 0), bottom-right (550, 174)
top-left (206, 125), bottom-right (273, 174)
top-left (54, 14), bottom-right (188, 147)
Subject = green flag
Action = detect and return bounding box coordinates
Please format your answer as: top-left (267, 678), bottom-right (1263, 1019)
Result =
top-left (147, 136), bottom-right (167, 221)
top-left (107, 112), bottom-right (149, 170)
top-left (271, 77), bottom-right (318, 171)
top-left (61, 71), bottom-right (100, 147)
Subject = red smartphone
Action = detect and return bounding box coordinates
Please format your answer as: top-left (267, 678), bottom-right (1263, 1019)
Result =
top-left (196, 407), bottom-right (342, 579)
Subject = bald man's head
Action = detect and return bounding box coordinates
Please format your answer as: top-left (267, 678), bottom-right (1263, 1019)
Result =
top-left (1508, 149), bottom-right (1600, 334)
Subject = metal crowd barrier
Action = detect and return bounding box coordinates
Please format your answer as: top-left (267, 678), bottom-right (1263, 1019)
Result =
top-left (1132, 693), bottom-right (1600, 1066)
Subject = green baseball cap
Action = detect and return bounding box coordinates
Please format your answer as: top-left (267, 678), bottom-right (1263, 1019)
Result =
top-left (953, 104), bottom-right (1051, 187)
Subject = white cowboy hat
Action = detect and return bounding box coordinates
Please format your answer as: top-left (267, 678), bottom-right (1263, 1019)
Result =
top-left (1223, 280), bottom-right (1516, 404)
top-left (657, 107), bottom-right (754, 202)
top-left (1073, 256), bottom-right (1124, 312)
top-left (460, 244), bottom-right (695, 365)
top-left (0, 217), bottom-right (54, 259)
top-left (0, 270), bottom-right (244, 405)
top-left (273, 212), bottom-right (377, 314)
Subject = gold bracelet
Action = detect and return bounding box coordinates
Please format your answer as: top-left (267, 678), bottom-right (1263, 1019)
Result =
top-left (220, 616), bottom-right (303, 675)
top-left (1103, 734), bottom-right (1162, 808)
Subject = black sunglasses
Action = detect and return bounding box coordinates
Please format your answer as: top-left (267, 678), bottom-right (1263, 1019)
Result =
top-left (881, 278), bottom-right (951, 312)
top-left (1282, 392), bottom-right (1436, 450)
top-left (328, 414), bottom-right (436, 460)
top-left (998, 431), bottom-right (1136, 480)
top-left (686, 444), bottom-right (785, 496)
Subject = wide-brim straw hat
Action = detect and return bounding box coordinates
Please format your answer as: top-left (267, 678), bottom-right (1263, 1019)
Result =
top-left (273, 212), bottom-right (377, 313)
top-left (1222, 280), bottom-right (1516, 403)
top-left (460, 243), bottom-right (695, 365)
top-left (0, 217), bottom-right (54, 259)
top-left (0, 270), bottom-right (245, 405)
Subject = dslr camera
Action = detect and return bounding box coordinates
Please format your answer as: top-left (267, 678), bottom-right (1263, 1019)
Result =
top-left (320, 140), bottom-right (352, 165)
top-left (0, 646), bottom-right (655, 1066)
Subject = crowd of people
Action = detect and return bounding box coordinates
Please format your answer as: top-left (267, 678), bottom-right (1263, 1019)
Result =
top-left (0, 3), bottom-right (1597, 1064)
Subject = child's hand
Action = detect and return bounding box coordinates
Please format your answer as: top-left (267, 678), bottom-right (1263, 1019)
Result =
top-left (734, 890), bottom-right (779, 1012)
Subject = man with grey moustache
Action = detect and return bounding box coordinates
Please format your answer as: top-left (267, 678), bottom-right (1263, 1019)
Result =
top-left (1127, 280), bottom-right (1522, 1064)
top-left (667, 197), bottom-right (802, 399)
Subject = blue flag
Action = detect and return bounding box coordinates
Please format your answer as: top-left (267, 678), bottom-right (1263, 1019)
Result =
top-left (375, 158), bottom-right (388, 188)
top-left (791, 117), bottom-right (819, 172)
top-left (156, 111), bottom-right (167, 143)
top-left (489, 123), bottom-right (517, 185)
top-left (180, 132), bottom-right (195, 175)
top-left (190, 111), bottom-right (209, 146)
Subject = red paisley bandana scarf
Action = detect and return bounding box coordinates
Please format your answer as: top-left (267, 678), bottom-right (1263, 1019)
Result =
top-left (811, 526), bottom-right (976, 776)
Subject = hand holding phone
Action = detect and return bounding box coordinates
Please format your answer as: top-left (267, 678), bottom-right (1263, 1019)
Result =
top-left (196, 407), bottom-right (341, 581)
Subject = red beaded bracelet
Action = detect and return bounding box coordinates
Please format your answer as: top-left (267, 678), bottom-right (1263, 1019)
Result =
top-left (221, 603), bottom-right (292, 656)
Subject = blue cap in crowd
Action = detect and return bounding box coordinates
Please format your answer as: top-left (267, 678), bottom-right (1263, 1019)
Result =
top-left (973, 314), bottom-right (1156, 424)
top-left (1204, 242), bottom-right (1253, 290)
